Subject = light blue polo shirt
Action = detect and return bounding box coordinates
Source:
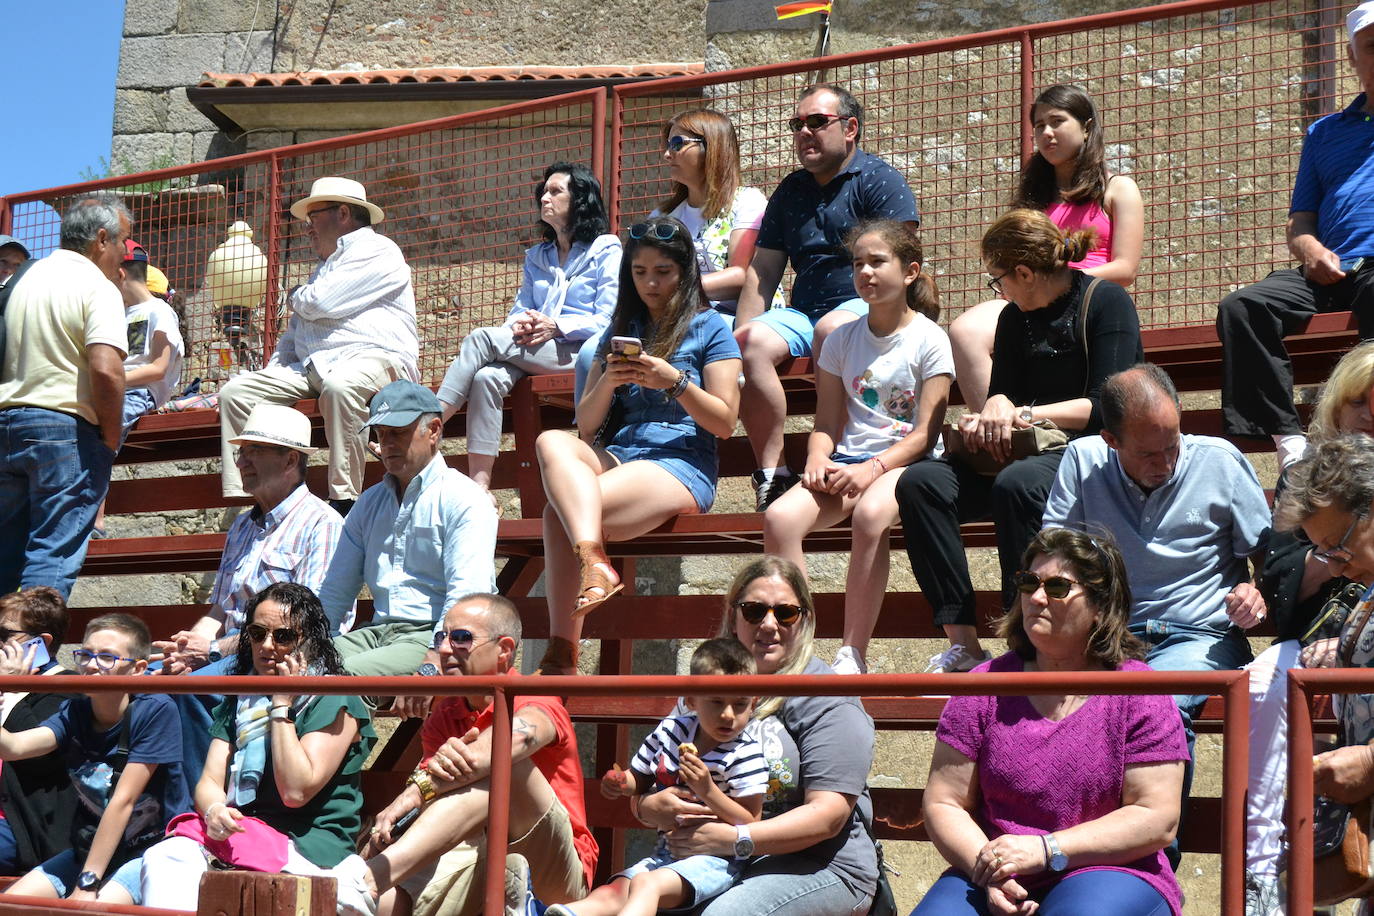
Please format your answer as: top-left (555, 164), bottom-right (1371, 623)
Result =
top-left (1041, 435), bottom-right (1271, 630)
top-left (1290, 93), bottom-right (1374, 259)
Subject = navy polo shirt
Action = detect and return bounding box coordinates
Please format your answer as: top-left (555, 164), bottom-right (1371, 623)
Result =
top-left (1290, 93), bottom-right (1374, 259)
top-left (756, 148), bottom-right (919, 320)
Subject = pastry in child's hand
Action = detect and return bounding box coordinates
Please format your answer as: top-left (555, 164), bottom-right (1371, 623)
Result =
top-left (678, 741), bottom-right (698, 756)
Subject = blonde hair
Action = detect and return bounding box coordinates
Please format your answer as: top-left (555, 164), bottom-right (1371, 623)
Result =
top-left (715, 556), bottom-right (816, 720)
top-left (1310, 340), bottom-right (1374, 443)
top-left (982, 208), bottom-right (1096, 274)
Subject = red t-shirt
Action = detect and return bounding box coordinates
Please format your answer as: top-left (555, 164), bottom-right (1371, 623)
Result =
top-left (421, 682), bottom-right (597, 890)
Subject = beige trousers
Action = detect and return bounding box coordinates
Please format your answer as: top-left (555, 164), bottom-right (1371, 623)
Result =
top-left (219, 353), bottom-right (407, 500)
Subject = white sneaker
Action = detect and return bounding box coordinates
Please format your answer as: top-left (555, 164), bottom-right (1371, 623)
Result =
top-left (504, 853), bottom-right (536, 916)
top-left (544, 906), bottom-right (577, 916)
top-left (830, 646), bottom-right (868, 675)
top-left (925, 644), bottom-right (990, 674)
top-left (331, 854), bottom-right (378, 916)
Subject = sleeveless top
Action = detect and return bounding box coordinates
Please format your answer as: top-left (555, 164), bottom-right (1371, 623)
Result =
top-left (1045, 198), bottom-right (1113, 270)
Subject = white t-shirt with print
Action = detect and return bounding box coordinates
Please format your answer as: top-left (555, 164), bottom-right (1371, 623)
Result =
top-left (123, 297), bottom-right (184, 407)
top-left (655, 186), bottom-right (771, 313)
top-left (817, 312), bottom-right (954, 460)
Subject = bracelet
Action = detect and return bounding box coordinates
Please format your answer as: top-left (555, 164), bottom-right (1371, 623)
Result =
top-left (205, 801), bottom-right (226, 819)
top-left (872, 456), bottom-right (888, 474)
top-left (667, 369), bottom-right (690, 399)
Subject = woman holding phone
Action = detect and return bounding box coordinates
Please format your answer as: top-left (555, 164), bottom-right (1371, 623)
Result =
top-left (535, 216), bottom-right (742, 674)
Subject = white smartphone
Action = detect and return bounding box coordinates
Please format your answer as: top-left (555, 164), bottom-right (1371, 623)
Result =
top-left (20, 636), bottom-right (49, 669)
top-left (609, 336), bottom-right (643, 359)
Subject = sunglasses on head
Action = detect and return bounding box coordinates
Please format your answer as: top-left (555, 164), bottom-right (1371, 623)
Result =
top-left (665, 134), bottom-right (705, 153)
top-left (628, 222), bottom-right (681, 241)
top-left (245, 624), bottom-right (301, 646)
top-left (734, 600), bottom-right (805, 626)
top-left (1013, 571), bottom-right (1082, 600)
top-left (787, 113), bottom-right (844, 133)
top-left (432, 628), bottom-right (496, 651)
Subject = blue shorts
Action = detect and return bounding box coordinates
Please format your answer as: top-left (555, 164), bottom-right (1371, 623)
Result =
top-left (748, 298), bottom-right (868, 357)
top-left (607, 443), bottom-right (716, 513)
top-left (830, 451), bottom-right (868, 465)
top-left (617, 850), bottom-right (743, 907)
top-left (120, 388), bottom-right (158, 440)
top-left (38, 848), bottom-right (143, 902)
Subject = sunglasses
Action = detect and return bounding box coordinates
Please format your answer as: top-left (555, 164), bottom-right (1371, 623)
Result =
top-left (735, 600), bottom-right (805, 626)
top-left (787, 113), bottom-right (845, 133)
top-left (73, 649), bottom-right (137, 671)
top-left (1315, 512), bottom-right (1367, 564)
top-left (0, 628), bottom-right (37, 643)
top-left (433, 628), bottom-right (497, 651)
top-left (665, 135), bottom-right (705, 153)
top-left (1013, 571), bottom-right (1082, 600)
top-left (245, 624), bottom-right (301, 646)
top-left (628, 222), bottom-right (681, 241)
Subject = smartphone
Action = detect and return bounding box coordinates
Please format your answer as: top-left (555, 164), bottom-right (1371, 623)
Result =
top-left (391, 807), bottom-right (420, 838)
top-left (20, 636), bottom-right (49, 669)
top-left (609, 336), bottom-right (643, 360)
top-left (1341, 256), bottom-right (1366, 275)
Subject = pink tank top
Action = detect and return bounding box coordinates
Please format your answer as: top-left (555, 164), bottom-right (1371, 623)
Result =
top-left (1045, 198), bottom-right (1112, 270)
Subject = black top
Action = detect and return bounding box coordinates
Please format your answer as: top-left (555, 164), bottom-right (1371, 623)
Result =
top-left (988, 271), bottom-right (1143, 436)
top-left (1259, 469), bottom-right (1351, 643)
top-left (0, 670), bottom-right (76, 872)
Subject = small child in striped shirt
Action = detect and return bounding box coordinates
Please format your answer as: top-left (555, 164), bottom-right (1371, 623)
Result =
top-left (546, 638), bottom-right (768, 916)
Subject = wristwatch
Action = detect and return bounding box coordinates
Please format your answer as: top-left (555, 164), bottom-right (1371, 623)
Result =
top-left (75, 871), bottom-right (101, 891)
top-left (207, 642), bottom-right (223, 664)
top-left (407, 768), bottom-right (438, 803)
top-left (269, 705), bottom-right (295, 723)
top-left (416, 662), bottom-right (441, 677)
top-left (733, 824), bottom-right (754, 859)
top-left (1019, 406), bottom-right (1035, 426)
top-left (1044, 832), bottom-right (1068, 871)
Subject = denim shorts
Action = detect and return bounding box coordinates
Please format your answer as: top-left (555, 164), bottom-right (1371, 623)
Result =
top-left (831, 451), bottom-right (868, 465)
top-left (120, 388), bottom-right (158, 441)
top-left (38, 848), bottom-right (143, 902)
top-left (607, 443), bottom-right (715, 513)
top-left (748, 298), bottom-right (869, 357)
top-left (617, 850), bottom-right (742, 906)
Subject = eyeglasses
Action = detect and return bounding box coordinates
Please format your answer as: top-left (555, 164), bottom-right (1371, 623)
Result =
top-left (73, 649), bottom-right (137, 671)
top-left (0, 628), bottom-right (37, 643)
top-left (1013, 571), bottom-right (1082, 600)
top-left (1315, 513), bottom-right (1367, 564)
top-left (433, 628), bottom-right (497, 651)
top-left (987, 272), bottom-right (1009, 297)
top-left (665, 135), bottom-right (705, 153)
top-left (245, 624), bottom-right (301, 646)
top-left (629, 222), bottom-right (681, 241)
top-left (303, 204), bottom-right (338, 222)
top-left (787, 113), bottom-right (845, 133)
top-left (735, 601), bottom-right (805, 626)
top-left (233, 444), bottom-right (291, 462)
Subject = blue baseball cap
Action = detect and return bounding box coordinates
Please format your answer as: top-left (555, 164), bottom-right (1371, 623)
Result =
top-left (363, 380), bottom-right (442, 428)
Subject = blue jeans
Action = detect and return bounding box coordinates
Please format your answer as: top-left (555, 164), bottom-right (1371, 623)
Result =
top-left (912, 871), bottom-right (1171, 915)
top-left (0, 407), bottom-right (115, 599)
top-left (0, 818), bottom-right (21, 875)
top-left (688, 858), bottom-right (868, 915)
top-left (178, 651), bottom-right (238, 787)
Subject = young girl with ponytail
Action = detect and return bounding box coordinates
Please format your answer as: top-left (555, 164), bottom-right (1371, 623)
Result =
top-left (763, 220), bottom-right (952, 675)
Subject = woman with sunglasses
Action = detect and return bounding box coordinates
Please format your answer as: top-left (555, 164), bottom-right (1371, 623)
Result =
top-left (895, 209), bottom-right (1143, 674)
top-left (950, 84), bottom-right (1144, 412)
top-left (764, 220), bottom-right (951, 675)
top-left (534, 215), bottom-right (742, 674)
top-left (637, 556), bottom-right (882, 916)
top-left (915, 527), bottom-right (1187, 916)
top-left (438, 161), bottom-right (620, 493)
top-left (124, 583), bottom-right (375, 911)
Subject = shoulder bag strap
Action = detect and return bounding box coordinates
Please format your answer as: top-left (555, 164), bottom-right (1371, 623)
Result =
top-left (109, 702), bottom-right (134, 782)
top-left (1078, 276), bottom-right (1103, 398)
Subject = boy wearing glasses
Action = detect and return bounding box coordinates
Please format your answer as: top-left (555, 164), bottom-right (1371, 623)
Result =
top-left (0, 613), bottom-right (189, 904)
top-left (548, 638), bottom-right (768, 916)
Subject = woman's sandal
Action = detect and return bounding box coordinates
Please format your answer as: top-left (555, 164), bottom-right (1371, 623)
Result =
top-left (571, 541), bottom-right (623, 620)
top-left (533, 636), bottom-right (580, 677)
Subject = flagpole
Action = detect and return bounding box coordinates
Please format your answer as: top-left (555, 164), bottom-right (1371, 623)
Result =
top-left (811, 11), bottom-right (832, 82)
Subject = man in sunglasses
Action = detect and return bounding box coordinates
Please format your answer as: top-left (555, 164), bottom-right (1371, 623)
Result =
top-left (330, 594), bottom-right (595, 916)
top-left (732, 83), bottom-right (920, 510)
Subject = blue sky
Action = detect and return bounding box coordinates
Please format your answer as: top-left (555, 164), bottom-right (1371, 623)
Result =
top-left (0, 1), bottom-right (126, 198)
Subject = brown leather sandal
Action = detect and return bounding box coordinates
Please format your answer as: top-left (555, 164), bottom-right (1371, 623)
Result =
top-left (533, 636), bottom-right (580, 676)
top-left (571, 541), bottom-right (623, 619)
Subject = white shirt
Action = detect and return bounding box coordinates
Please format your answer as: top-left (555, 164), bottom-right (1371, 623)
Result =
top-left (123, 297), bottom-right (184, 407)
top-left (655, 186), bottom-right (773, 313)
top-left (271, 226), bottom-right (420, 380)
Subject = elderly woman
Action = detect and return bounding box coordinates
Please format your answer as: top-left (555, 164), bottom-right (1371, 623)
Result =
top-left (104, 582), bottom-right (374, 910)
top-left (914, 527), bottom-right (1187, 916)
top-left (439, 161), bottom-right (620, 492)
top-left (635, 555), bottom-right (881, 915)
top-left (896, 209), bottom-right (1143, 673)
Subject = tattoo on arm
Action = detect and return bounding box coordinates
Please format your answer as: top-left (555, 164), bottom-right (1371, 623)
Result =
top-left (512, 715), bottom-right (548, 753)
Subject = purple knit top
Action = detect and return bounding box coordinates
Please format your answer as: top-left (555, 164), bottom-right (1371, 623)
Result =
top-left (936, 653), bottom-right (1188, 915)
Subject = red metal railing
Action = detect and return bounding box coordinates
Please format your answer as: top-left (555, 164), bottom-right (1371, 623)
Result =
top-left (1, 669), bottom-right (1248, 914)
top-left (611, 0), bottom-right (1346, 330)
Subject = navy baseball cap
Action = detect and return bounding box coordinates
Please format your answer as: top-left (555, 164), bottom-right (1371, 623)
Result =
top-left (363, 380), bottom-right (442, 428)
top-left (0, 235), bottom-right (30, 259)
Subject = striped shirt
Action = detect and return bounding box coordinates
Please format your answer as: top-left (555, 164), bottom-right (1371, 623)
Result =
top-left (631, 712), bottom-right (769, 802)
top-left (271, 226), bottom-right (420, 380)
top-left (209, 483), bottom-right (345, 633)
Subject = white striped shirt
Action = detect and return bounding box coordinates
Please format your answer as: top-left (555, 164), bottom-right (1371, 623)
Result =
top-left (630, 712), bottom-right (769, 800)
top-left (271, 226), bottom-right (420, 380)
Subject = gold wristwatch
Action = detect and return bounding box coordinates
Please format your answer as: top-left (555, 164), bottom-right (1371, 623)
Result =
top-left (407, 768), bottom-right (437, 803)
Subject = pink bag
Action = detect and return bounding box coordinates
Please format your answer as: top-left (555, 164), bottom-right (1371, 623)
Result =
top-left (166, 811), bottom-right (290, 872)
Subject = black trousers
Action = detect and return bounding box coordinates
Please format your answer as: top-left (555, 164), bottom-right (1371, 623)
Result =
top-left (895, 452), bottom-right (1064, 628)
top-left (1217, 266), bottom-right (1374, 437)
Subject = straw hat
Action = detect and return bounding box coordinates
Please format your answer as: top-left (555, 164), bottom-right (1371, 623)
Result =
top-left (289, 176), bottom-right (385, 225)
top-left (228, 404), bottom-right (317, 453)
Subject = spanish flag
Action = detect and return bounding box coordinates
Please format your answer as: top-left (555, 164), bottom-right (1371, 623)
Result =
top-left (775, 1), bottom-right (831, 19)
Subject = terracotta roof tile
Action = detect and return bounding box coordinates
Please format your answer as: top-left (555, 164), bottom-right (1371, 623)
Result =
top-left (199, 63), bottom-right (703, 89)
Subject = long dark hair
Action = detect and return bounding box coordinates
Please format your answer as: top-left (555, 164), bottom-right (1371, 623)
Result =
top-left (599, 216), bottom-right (708, 362)
top-left (537, 162), bottom-right (610, 246)
top-left (234, 582), bottom-right (345, 676)
top-left (1012, 84), bottom-right (1109, 210)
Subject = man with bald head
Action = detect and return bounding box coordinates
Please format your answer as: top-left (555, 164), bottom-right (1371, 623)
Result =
top-left (1041, 363), bottom-right (1272, 753)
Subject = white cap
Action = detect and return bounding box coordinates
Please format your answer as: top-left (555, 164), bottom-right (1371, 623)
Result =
top-left (1351, 1), bottom-right (1374, 43)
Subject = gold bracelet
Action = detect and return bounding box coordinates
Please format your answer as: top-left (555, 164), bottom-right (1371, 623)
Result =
top-left (407, 768), bottom-right (438, 803)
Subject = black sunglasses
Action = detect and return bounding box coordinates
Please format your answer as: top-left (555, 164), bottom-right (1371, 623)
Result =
top-left (1013, 571), bottom-right (1082, 600)
top-left (245, 624), bottom-right (301, 646)
top-left (735, 600), bottom-right (805, 626)
top-left (665, 135), bottom-right (705, 153)
top-left (629, 222), bottom-right (681, 241)
top-left (0, 628), bottom-right (37, 643)
top-left (787, 113), bottom-right (844, 133)
top-left (433, 628), bottom-right (497, 651)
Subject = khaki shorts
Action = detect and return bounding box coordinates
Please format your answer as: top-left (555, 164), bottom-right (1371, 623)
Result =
top-left (403, 795), bottom-right (587, 916)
